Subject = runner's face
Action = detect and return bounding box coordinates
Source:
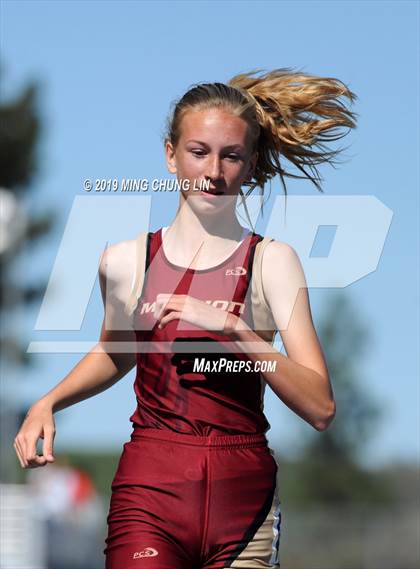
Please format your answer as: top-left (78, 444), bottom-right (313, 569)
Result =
top-left (165, 108), bottom-right (257, 211)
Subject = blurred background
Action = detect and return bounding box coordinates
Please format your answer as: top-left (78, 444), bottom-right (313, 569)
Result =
top-left (0, 1), bottom-right (418, 568)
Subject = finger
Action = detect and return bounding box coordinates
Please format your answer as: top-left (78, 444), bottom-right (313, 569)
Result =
top-left (157, 293), bottom-right (185, 301)
top-left (42, 428), bottom-right (55, 462)
top-left (18, 436), bottom-right (29, 468)
top-left (156, 293), bottom-right (172, 301)
top-left (28, 454), bottom-right (48, 468)
top-left (155, 303), bottom-right (168, 321)
top-left (25, 437), bottom-right (46, 467)
top-left (155, 299), bottom-right (180, 321)
top-left (154, 296), bottom-right (171, 319)
top-left (156, 293), bottom-right (174, 312)
top-left (19, 438), bottom-right (45, 468)
top-left (13, 441), bottom-right (25, 469)
top-left (156, 294), bottom-right (185, 310)
top-left (158, 311), bottom-right (182, 329)
top-left (34, 456), bottom-right (48, 467)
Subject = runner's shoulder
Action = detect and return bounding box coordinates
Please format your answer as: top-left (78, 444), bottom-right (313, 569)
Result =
top-left (261, 239), bottom-right (304, 294)
top-left (99, 238), bottom-right (137, 286)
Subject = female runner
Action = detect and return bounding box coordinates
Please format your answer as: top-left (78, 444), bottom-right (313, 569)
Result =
top-left (14, 68), bottom-right (357, 568)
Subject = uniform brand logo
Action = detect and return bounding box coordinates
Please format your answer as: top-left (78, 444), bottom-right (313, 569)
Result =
top-left (225, 266), bottom-right (247, 276)
top-left (133, 547), bottom-right (159, 559)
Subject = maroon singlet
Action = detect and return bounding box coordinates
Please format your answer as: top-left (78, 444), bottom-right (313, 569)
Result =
top-left (129, 227), bottom-right (271, 437)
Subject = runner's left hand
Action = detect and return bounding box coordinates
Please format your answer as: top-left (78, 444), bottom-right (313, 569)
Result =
top-left (154, 293), bottom-right (245, 335)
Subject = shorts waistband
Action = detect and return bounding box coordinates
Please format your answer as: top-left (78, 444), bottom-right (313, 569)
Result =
top-left (130, 427), bottom-right (268, 449)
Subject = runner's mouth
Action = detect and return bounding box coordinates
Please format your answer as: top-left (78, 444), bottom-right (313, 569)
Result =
top-left (200, 187), bottom-right (224, 195)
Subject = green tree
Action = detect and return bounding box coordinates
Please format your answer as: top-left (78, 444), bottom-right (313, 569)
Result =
top-left (0, 73), bottom-right (55, 482)
top-left (287, 292), bottom-right (396, 506)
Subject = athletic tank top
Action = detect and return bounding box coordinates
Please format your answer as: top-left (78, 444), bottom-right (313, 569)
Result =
top-left (129, 227), bottom-right (273, 436)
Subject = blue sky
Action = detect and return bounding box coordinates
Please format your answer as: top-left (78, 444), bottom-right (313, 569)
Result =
top-left (2, 0), bottom-right (419, 468)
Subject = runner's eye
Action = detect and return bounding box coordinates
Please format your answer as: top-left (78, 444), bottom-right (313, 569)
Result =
top-left (190, 150), bottom-right (242, 162)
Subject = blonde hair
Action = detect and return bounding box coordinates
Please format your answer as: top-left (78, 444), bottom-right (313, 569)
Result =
top-left (164, 67), bottom-right (358, 229)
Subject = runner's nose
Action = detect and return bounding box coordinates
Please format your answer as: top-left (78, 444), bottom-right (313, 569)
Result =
top-left (205, 156), bottom-right (223, 181)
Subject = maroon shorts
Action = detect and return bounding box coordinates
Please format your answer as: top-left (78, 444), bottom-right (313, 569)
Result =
top-left (104, 428), bottom-right (282, 568)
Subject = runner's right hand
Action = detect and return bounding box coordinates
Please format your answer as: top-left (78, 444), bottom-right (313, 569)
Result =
top-left (14, 401), bottom-right (56, 469)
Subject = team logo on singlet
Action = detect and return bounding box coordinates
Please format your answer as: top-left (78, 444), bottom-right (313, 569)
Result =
top-left (225, 266), bottom-right (247, 276)
top-left (133, 547), bottom-right (159, 559)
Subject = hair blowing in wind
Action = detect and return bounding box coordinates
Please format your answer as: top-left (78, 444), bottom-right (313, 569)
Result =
top-left (165, 67), bottom-right (358, 225)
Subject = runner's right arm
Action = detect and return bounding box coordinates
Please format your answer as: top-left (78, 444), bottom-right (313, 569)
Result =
top-left (14, 244), bottom-right (137, 469)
